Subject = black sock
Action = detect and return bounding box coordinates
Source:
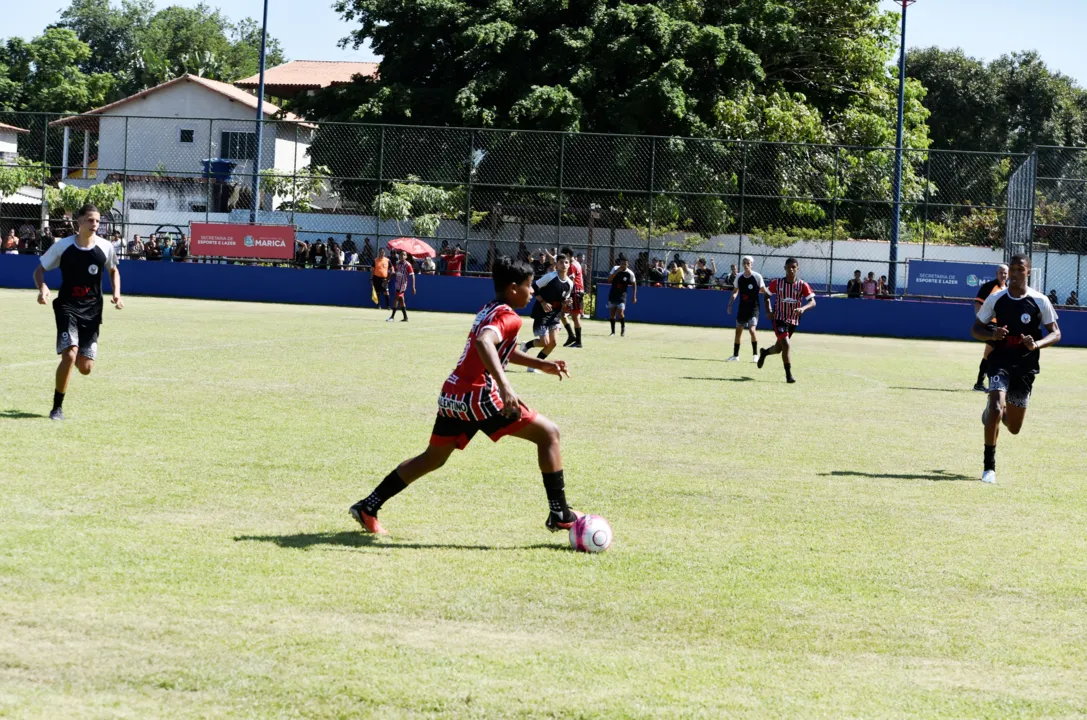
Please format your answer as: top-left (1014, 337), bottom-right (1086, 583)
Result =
top-left (53, 390), bottom-right (65, 411)
top-left (542, 470), bottom-right (570, 518)
top-left (358, 469), bottom-right (408, 516)
top-left (575, 327), bottom-right (582, 343)
top-left (610, 319), bottom-right (616, 333)
top-left (984, 444), bottom-right (996, 473)
top-left (389, 308), bottom-right (397, 318)
top-left (537, 349), bottom-right (550, 360)
top-left (733, 343), bottom-right (740, 357)
top-left (563, 322), bottom-right (574, 339)
top-left (752, 341), bottom-right (758, 356)
top-left (977, 360), bottom-right (987, 385)
top-left (621, 320), bottom-right (626, 333)
top-left (401, 306), bottom-right (408, 320)
top-left (784, 362), bottom-right (793, 378)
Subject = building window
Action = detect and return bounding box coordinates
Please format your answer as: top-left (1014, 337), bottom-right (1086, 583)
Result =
top-left (179, 128), bottom-right (195, 143)
top-left (130, 199), bottom-right (156, 211)
top-left (190, 203), bottom-right (208, 213)
top-left (221, 131), bottom-right (257, 160)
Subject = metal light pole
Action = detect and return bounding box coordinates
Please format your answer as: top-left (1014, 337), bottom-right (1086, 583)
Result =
top-left (249, 0), bottom-right (270, 224)
top-left (889, 0), bottom-right (915, 295)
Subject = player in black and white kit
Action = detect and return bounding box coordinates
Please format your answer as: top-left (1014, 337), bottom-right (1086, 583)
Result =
top-left (522, 253), bottom-right (574, 372)
top-left (607, 255), bottom-right (637, 336)
top-left (33, 204), bottom-right (123, 420)
top-left (972, 263), bottom-right (1008, 391)
top-left (972, 254), bottom-right (1060, 484)
top-left (726, 255), bottom-right (764, 362)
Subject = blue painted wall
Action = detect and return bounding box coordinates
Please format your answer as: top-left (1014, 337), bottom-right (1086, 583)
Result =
top-left (3, 256), bottom-right (1084, 346)
top-left (594, 283), bottom-right (1087, 347)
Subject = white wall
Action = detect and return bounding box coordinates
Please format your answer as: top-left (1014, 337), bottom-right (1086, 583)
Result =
top-left (0, 129), bottom-right (19, 158)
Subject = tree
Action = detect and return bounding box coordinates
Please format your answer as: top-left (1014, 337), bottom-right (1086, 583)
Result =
top-left (0, 29), bottom-right (113, 113)
top-left (56, 0), bottom-right (154, 100)
top-left (259, 165), bottom-right (334, 212)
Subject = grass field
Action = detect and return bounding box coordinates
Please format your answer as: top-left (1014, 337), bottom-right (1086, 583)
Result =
top-left (2, 287), bottom-right (1087, 719)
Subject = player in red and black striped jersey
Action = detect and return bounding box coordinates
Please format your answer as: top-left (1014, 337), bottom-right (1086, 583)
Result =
top-left (756, 257), bottom-right (816, 383)
top-left (350, 257), bottom-right (582, 537)
top-left (972, 254), bottom-right (1060, 484)
top-left (972, 263), bottom-right (1008, 391)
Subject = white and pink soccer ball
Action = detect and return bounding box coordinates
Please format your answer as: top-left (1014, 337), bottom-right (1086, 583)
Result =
top-left (569, 514), bottom-right (612, 553)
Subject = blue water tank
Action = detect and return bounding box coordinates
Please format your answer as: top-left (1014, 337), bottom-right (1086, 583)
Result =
top-left (202, 158), bottom-right (238, 183)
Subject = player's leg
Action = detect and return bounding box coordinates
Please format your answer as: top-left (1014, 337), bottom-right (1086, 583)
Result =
top-left (74, 324), bottom-right (98, 377)
top-left (609, 304), bottom-right (617, 335)
top-left (562, 312), bottom-right (576, 346)
top-left (571, 303), bottom-right (583, 347)
top-left (729, 325), bottom-right (743, 361)
top-left (975, 345), bottom-right (992, 391)
top-left (780, 333), bottom-right (795, 383)
top-left (618, 306), bottom-right (627, 336)
top-left (1000, 375), bottom-right (1032, 436)
top-left (748, 323), bottom-right (759, 362)
top-left (981, 384), bottom-right (1005, 484)
top-left (52, 345), bottom-right (78, 420)
top-left (400, 292), bottom-right (409, 321)
top-left (509, 413), bottom-right (581, 530)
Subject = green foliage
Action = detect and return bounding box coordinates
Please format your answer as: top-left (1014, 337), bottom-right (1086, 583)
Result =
top-left (45, 181), bottom-right (123, 213)
top-left (372, 177), bottom-right (462, 238)
top-left (0, 158), bottom-right (48, 198)
top-left (259, 165), bottom-right (334, 213)
top-left (0, 28), bottom-right (113, 113)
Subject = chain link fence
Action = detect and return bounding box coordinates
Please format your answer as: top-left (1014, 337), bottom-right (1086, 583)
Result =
top-left (2, 110), bottom-right (1070, 301)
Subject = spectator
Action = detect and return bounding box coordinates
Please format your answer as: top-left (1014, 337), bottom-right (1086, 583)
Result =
top-left (175, 234), bottom-right (189, 262)
top-left (877, 275), bottom-right (890, 298)
top-left (328, 239), bottom-right (343, 270)
top-left (313, 240), bottom-right (327, 269)
top-left (680, 259), bottom-right (695, 288)
top-left (516, 241), bottom-right (531, 263)
top-left (59, 218), bottom-right (75, 238)
top-left (344, 242), bottom-right (359, 269)
top-left (361, 237), bottom-right (374, 269)
top-left (18, 220), bottom-right (38, 254)
top-left (635, 251), bottom-right (649, 279)
top-left (343, 234), bottom-right (358, 257)
top-left (161, 237), bottom-right (173, 262)
top-left (722, 263), bottom-right (738, 290)
top-left (667, 261), bottom-right (685, 287)
top-left (531, 250), bottom-right (550, 278)
top-left (144, 236), bottom-right (162, 261)
top-left (846, 269), bottom-right (863, 298)
top-left (40, 227), bottom-right (54, 254)
top-left (862, 271), bottom-right (877, 299)
top-left (110, 230), bottom-right (124, 259)
top-left (420, 254), bottom-right (436, 275)
top-left (1048, 289), bottom-right (1059, 305)
top-left (1067, 290), bottom-right (1079, 307)
top-left (2, 229), bottom-right (18, 254)
top-left (694, 258), bottom-right (716, 289)
top-left (443, 244), bottom-right (468, 276)
top-left (128, 234), bottom-right (145, 260)
top-left (648, 258), bottom-right (666, 287)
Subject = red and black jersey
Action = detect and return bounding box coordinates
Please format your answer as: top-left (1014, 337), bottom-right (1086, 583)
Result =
top-left (767, 277), bottom-right (815, 325)
top-left (438, 301), bottom-right (522, 421)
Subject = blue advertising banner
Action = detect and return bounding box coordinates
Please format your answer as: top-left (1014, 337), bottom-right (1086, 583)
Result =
top-left (906, 260), bottom-right (1003, 299)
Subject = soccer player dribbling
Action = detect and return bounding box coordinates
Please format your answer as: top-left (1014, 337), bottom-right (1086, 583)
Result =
top-left (972, 263), bottom-right (1009, 391)
top-left (757, 257), bottom-right (816, 384)
top-left (350, 257), bottom-right (582, 536)
top-left (726, 255), bottom-right (765, 363)
top-left (972, 254), bottom-right (1060, 484)
top-left (33, 204), bottom-right (123, 420)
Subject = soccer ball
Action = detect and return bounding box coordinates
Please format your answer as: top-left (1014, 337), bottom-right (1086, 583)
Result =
top-left (569, 514), bottom-right (612, 553)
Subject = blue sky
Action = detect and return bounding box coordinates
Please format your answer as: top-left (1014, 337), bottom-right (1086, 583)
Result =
top-left (3, 1), bottom-right (1084, 83)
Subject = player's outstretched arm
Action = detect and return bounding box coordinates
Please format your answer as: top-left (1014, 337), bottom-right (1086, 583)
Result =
top-left (109, 267), bottom-right (124, 309)
top-left (1027, 321), bottom-right (1061, 350)
top-left (33, 265), bottom-right (49, 305)
top-left (797, 296), bottom-right (816, 315)
top-left (475, 329), bottom-right (521, 415)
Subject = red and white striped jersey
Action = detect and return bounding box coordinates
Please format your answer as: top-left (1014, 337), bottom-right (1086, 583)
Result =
top-left (768, 277), bottom-right (815, 325)
top-left (438, 301), bottom-right (522, 421)
top-left (568, 259), bottom-right (584, 291)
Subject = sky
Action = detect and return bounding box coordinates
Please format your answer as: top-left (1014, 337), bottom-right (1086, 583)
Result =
top-left (2, 0), bottom-right (1084, 84)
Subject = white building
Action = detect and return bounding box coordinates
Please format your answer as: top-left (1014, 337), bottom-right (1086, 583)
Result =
top-left (0, 122), bottom-right (29, 164)
top-left (50, 74), bottom-right (315, 226)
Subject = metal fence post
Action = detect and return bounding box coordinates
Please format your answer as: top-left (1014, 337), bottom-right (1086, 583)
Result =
top-left (648, 137), bottom-right (656, 262)
top-left (828, 146), bottom-right (842, 293)
top-left (122, 117), bottom-right (129, 236)
top-left (39, 115), bottom-right (50, 231)
top-left (205, 118), bottom-right (213, 224)
top-left (738, 142), bottom-right (748, 264)
top-left (465, 129), bottom-right (474, 259)
top-left (376, 125), bottom-right (385, 250)
top-left (921, 151), bottom-right (932, 259)
top-left (291, 122), bottom-right (299, 227)
top-left (557, 131), bottom-right (565, 248)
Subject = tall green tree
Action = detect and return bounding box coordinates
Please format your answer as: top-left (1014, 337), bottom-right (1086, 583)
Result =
top-left (0, 28), bottom-right (113, 113)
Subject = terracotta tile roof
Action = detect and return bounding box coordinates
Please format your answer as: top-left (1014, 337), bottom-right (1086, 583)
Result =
top-left (235, 60), bottom-right (379, 90)
top-left (0, 122), bottom-right (30, 133)
top-left (49, 74), bottom-right (315, 129)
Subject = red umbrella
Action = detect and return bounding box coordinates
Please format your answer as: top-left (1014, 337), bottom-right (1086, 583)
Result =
top-left (388, 237), bottom-right (436, 258)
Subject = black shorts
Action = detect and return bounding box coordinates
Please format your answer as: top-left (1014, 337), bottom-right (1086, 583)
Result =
top-left (569, 291), bottom-right (585, 316)
top-left (430, 402), bottom-right (538, 450)
top-left (736, 305), bottom-right (759, 328)
top-left (773, 320), bottom-right (797, 339)
top-left (988, 369), bottom-right (1035, 408)
top-left (55, 308), bottom-right (99, 360)
top-left (372, 276), bottom-right (388, 293)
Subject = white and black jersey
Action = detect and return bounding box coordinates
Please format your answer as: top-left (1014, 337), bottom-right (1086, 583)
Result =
top-left (977, 287), bottom-right (1058, 376)
top-left (734, 271), bottom-right (765, 319)
top-left (530, 271), bottom-right (575, 325)
top-left (40, 235), bottom-right (118, 325)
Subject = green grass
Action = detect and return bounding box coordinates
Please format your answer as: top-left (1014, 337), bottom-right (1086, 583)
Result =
top-left (2, 288), bottom-right (1086, 718)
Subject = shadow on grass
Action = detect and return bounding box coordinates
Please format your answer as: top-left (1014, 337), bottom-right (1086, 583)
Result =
top-left (234, 532), bottom-right (567, 552)
top-left (0, 410), bottom-right (47, 419)
top-left (660, 356), bottom-right (727, 363)
top-left (822, 470), bottom-right (975, 482)
top-left (889, 387), bottom-right (969, 394)
top-left (681, 376), bottom-right (755, 383)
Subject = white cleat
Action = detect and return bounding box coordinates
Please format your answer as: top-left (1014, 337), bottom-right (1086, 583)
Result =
top-left (527, 368), bottom-right (538, 373)
top-left (725, 356), bottom-right (739, 362)
top-left (981, 470), bottom-right (997, 484)
top-left (752, 355), bottom-right (759, 363)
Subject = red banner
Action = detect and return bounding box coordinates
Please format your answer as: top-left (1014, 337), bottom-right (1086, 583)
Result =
top-left (189, 222), bottom-right (295, 260)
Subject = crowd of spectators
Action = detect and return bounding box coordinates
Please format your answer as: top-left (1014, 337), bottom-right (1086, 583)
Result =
top-left (845, 270), bottom-right (891, 299)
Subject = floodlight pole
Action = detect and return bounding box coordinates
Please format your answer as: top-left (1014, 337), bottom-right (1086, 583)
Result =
top-left (889, 0), bottom-right (915, 295)
top-left (249, 0), bottom-right (270, 224)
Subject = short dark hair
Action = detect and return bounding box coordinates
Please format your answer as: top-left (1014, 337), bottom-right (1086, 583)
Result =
top-left (76, 203), bottom-right (100, 218)
top-left (492, 255), bottom-right (533, 291)
top-left (556, 253), bottom-right (567, 262)
top-left (617, 254), bottom-right (628, 262)
top-left (1010, 253), bottom-right (1031, 268)
top-left (785, 257), bottom-right (798, 266)
top-left (561, 246), bottom-right (573, 256)
top-left (854, 269), bottom-right (861, 274)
